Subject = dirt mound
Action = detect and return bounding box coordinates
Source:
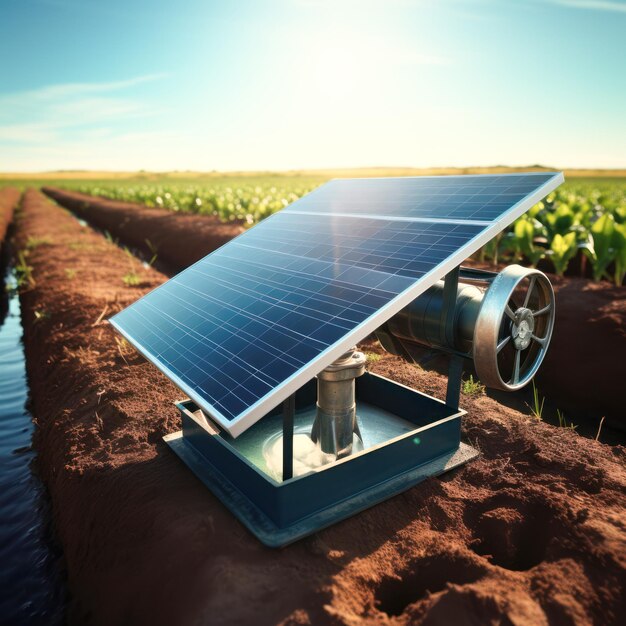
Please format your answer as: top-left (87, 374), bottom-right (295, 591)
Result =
top-left (42, 186), bottom-right (244, 273)
top-left (17, 190), bottom-right (626, 625)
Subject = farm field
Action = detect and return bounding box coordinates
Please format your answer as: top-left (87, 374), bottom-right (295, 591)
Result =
top-left (1, 171), bottom-right (624, 625)
top-left (40, 177), bottom-right (625, 435)
top-left (2, 188), bottom-right (623, 625)
top-left (4, 168), bottom-right (624, 285)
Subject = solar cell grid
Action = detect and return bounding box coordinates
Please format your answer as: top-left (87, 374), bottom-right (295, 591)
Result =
top-left (285, 173), bottom-right (556, 222)
top-left (111, 172), bottom-right (563, 435)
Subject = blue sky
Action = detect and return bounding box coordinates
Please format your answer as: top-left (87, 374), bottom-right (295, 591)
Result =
top-left (0, 0), bottom-right (624, 172)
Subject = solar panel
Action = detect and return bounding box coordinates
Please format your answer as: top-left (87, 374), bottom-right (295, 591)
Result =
top-left (110, 172), bottom-right (563, 436)
top-left (285, 173), bottom-right (558, 222)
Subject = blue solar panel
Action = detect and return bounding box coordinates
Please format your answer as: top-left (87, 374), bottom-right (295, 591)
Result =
top-left (110, 172), bottom-right (563, 436)
top-left (285, 173), bottom-right (557, 222)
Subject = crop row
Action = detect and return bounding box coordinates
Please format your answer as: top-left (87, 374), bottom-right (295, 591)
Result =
top-left (62, 178), bottom-right (625, 285)
top-left (487, 182), bottom-right (625, 285)
top-left (68, 179), bottom-right (323, 225)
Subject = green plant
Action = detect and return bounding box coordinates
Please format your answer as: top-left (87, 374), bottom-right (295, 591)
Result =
top-left (586, 213), bottom-right (619, 282)
top-left (122, 271), bottom-right (141, 287)
top-left (556, 409), bottom-right (577, 430)
top-left (612, 222), bottom-right (626, 285)
top-left (544, 203), bottom-right (576, 237)
top-left (14, 251), bottom-right (35, 289)
top-left (526, 380), bottom-right (545, 420)
top-left (547, 232), bottom-right (578, 276)
top-left (475, 180), bottom-right (625, 285)
top-left (104, 230), bottom-right (118, 245)
top-left (462, 375), bottom-right (485, 396)
top-left (511, 217), bottom-right (545, 266)
top-left (144, 238), bottom-right (158, 267)
top-left (64, 268), bottom-right (77, 280)
top-left (25, 236), bottom-right (52, 250)
top-left (365, 352), bottom-right (382, 363)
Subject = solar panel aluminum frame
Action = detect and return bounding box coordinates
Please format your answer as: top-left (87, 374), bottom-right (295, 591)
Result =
top-left (110, 172), bottom-right (564, 437)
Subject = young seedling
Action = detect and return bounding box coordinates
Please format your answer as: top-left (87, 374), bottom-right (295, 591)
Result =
top-left (14, 251), bottom-right (35, 289)
top-left (556, 409), bottom-right (577, 431)
top-left (526, 380), bottom-right (545, 420)
top-left (365, 352), bottom-right (382, 363)
top-left (144, 238), bottom-right (158, 267)
top-left (25, 236), bottom-right (52, 250)
top-left (462, 375), bottom-right (485, 396)
top-left (64, 268), bottom-right (77, 280)
top-left (122, 272), bottom-right (141, 287)
top-left (122, 247), bottom-right (142, 286)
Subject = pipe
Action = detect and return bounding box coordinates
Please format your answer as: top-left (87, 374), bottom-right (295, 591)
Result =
top-left (310, 348), bottom-right (366, 458)
top-left (386, 281), bottom-right (484, 353)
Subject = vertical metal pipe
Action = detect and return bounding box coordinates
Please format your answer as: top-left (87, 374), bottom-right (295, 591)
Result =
top-left (282, 394), bottom-right (295, 481)
top-left (441, 266), bottom-right (460, 348)
top-left (445, 354), bottom-right (464, 410)
top-left (311, 348), bottom-right (366, 458)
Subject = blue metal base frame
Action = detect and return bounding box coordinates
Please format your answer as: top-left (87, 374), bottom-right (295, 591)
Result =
top-left (165, 432), bottom-right (477, 547)
top-left (164, 372), bottom-right (479, 547)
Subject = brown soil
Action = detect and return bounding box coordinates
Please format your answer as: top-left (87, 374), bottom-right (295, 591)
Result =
top-left (16, 189), bottom-right (626, 625)
top-left (43, 187), bottom-right (626, 430)
top-left (0, 186), bottom-right (20, 245)
top-left (42, 186), bottom-right (244, 273)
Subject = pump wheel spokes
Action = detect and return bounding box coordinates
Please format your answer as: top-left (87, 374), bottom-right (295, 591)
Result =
top-left (473, 266), bottom-right (555, 391)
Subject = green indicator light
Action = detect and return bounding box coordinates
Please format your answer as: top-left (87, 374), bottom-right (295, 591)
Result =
top-left (412, 437), bottom-right (421, 445)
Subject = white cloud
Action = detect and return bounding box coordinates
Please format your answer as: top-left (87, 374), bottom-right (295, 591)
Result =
top-left (0, 75), bottom-right (164, 145)
top-left (0, 74), bottom-right (164, 105)
top-left (550, 0), bottom-right (626, 12)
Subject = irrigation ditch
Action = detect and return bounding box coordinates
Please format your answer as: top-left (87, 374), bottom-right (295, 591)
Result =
top-left (0, 188), bottom-right (67, 625)
top-left (10, 189), bottom-right (626, 625)
top-left (43, 186), bottom-right (626, 436)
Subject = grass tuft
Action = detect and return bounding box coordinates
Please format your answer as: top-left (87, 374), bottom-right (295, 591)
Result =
top-left (25, 236), bottom-right (52, 250)
top-left (526, 380), bottom-right (545, 420)
top-left (122, 271), bottom-right (141, 287)
top-left (557, 409), bottom-right (577, 431)
top-left (15, 251), bottom-right (35, 289)
top-left (462, 375), bottom-right (485, 396)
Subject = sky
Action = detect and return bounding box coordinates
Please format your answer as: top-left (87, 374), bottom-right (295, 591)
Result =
top-left (0, 0), bottom-right (624, 172)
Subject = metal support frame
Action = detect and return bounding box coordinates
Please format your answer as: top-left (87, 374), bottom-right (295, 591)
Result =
top-left (441, 266), bottom-right (464, 410)
top-left (446, 355), bottom-right (464, 410)
top-left (282, 394), bottom-right (295, 480)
